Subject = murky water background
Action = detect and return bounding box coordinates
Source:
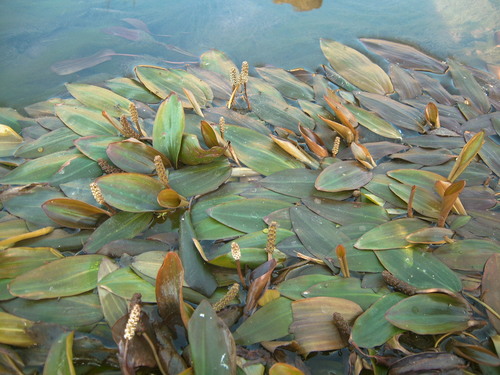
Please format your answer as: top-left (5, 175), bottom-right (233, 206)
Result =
top-left (0, 0), bottom-right (498, 109)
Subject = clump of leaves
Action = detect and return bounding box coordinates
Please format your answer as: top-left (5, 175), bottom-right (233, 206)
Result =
top-left (0, 34), bottom-right (499, 375)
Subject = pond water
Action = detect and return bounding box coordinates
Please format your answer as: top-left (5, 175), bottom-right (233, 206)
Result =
top-left (0, 0), bottom-right (498, 109)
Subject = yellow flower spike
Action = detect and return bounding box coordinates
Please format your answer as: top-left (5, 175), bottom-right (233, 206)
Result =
top-left (231, 242), bottom-right (246, 288)
top-left (213, 283), bottom-right (240, 312)
top-left (332, 136), bottom-right (341, 158)
top-left (266, 221), bottom-right (278, 261)
top-left (154, 155), bottom-right (169, 187)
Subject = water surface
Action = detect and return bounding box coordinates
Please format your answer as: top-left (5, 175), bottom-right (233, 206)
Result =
top-left (0, 0), bottom-right (498, 108)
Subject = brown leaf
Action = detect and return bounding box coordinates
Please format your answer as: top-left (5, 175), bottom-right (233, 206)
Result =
top-left (299, 124), bottom-right (329, 158)
top-left (438, 180), bottom-right (466, 227)
top-left (244, 259), bottom-right (277, 316)
top-left (388, 352), bottom-right (465, 375)
top-left (155, 252), bottom-right (189, 331)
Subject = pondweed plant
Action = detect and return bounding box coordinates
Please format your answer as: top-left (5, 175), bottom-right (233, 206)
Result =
top-left (0, 36), bottom-right (499, 374)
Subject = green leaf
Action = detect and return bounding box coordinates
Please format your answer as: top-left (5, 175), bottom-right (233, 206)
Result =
top-left (303, 278), bottom-right (386, 310)
top-left (179, 133), bottom-right (225, 165)
top-left (74, 135), bottom-right (123, 162)
top-left (278, 274), bottom-right (337, 300)
top-left (153, 93), bottom-right (185, 168)
top-left (200, 49), bottom-right (237, 77)
top-left (98, 266), bottom-right (156, 302)
top-left (107, 138), bottom-right (170, 174)
top-left (0, 312), bottom-right (36, 347)
top-left (385, 293), bottom-right (472, 334)
top-left (208, 198), bottom-right (292, 233)
top-left (106, 77), bottom-right (161, 103)
top-left (96, 173), bottom-right (164, 212)
top-left (0, 150), bottom-right (79, 185)
top-left (448, 59), bottom-right (490, 114)
top-left (43, 331), bottom-right (76, 375)
top-left (376, 248), bottom-right (462, 291)
top-left (135, 65), bottom-right (213, 106)
top-left (387, 168), bottom-right (447, 191)
top-left (66, 83), bottom-right (132, 117)
top-left (14, 127), bottom-right (79, 158)
top-left (97, 257), bottom-right (128, 328)
top-left (256, 66), bottom-right (314, 101)
top-left (405, 227), bottom-right (454, 244)
top-left (433, 239), bottom-right (500, 271)
top-left (302, 196), bottom-right (389, 226)
top-left (233, 297), bottom-right (292, 345)
top-left (320, 39), bottom-right (393, 95)
top-left (315, 161), bottom-right (373, 192)
top-left (188, 300), bottom-right (237, 375)
top-left (354, 218), bottom-right (428, 250)
top-left (8, 254), bottom-right (103, 300)
top-left (389, 183), bottom-right (441, 219)
top-left (49, 155), bottom-right (102, 187)
top-left (223, 125), bottom-right (304, 176)
top-left (0, 125), bottom-right (23, 157)
top-left (344, 104), bottom-right (402, 140)
top-left (169, 158), bottom-right (232, 197)
top-left (351, 293), bottom-right (406, 348)
top-left (56, 105), bottom-right (120, 136)
top-left (82, 212), bottom-right (153, 253)
top-left (179, 212), bottom-right (218, 296)
top-left (290, 206), bottom-right (350, 259)
top-left (2, 292), bottom-right (103, 328)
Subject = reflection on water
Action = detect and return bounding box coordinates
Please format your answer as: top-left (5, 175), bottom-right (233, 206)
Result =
top-left (274, 0), bottom-right (323, 12)
top-left (0, 0), bottom-right (498, 108)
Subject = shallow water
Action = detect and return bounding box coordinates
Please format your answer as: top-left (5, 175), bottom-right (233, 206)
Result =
top-left (0, 0), bottom-right (498, 108)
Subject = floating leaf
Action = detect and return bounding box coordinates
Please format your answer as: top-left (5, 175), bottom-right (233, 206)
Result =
top-left (107, 138), bottom-right (170, 174)
top-left (208, 198), bottom-right (292, 233)
top-left (0, 247), bottom-right (62, 279)
top-left (320, 39), bottom-right (393, 95)
top-left (355, 218), bottom-right (428, 250)
top-left (2, 292), bottom-right (103, 328)
top-left (156, 252), bottom-right (189, 329)
top-left (434, 239), bottom-right (500, 272)
top-left (290, 296), bottom-right (363, 354)
top-left (83, 212), bottom-right (153, 254)
top-left (188, 300), bottom-right (237, 375)
top-left (179, 133), bottom-right (225, 165)
top-left (375, 248), bottom-right (462, 291)
top-left (43, 331), bottom-right (76, 375)
top-left (74, 135), bottom-right (123, 162)
top-left (0, 312), bottom-right (35, 347)
top-left (98, 267), bottom-right (156, 302)
top-left (405, 227), bottom-right (454, 244)
top-left (351, 293), bottom-right (406, 348)
top-left (96, 173), bottom-right (164, 212)
top-left (169, 158), bottom-right (232, 197)
top-left (8, 254), bottom-right (102, 300)
top-left (200, 49), bottom-right (237, 77)
top-left (303, 196), bottom-right (389, 226)
top-left (361, 38), bottom-right (448, 73)
top-left (290, 206), bottom-right (350, 259)
top-left (66, 83), bottom-right (132, 117)
top-left (315, 161), bottom-right (372, 192)
top-left (135, 65), bottom-right (213, 106)
top-left (179, 212), bottom-right (218, 296)
top-left (387, 169), bottom-right (447, 192)
top-left (355, 92), bottom-right (425, 132)
top-left (15, 127), bottom-right (79, 159)
top-left (42, 198), bottom-right (110, 229)
top-left (302, 278), bottom-right (386, 309)
top-left (389, 64), bottom-right (422, 99)
top-left (106, 76), bottom-right (161, 103)
top-left (256, 66), bottom-right (314, 100)
top-left (223, 125), bottom-right (304, 175)
top-left (448, 59), bottom-right (490, 114)
top-left (389, 183), bottom-right (441, 219)
top-left (233, 297), bottom-right (292, 345)
top-left (452, 342), bottom-right (500, 367)
top-left (344, 104), bottom-right (402, 140)
top-left (385, 293), bottom-right (472, 334)
top-left (482, 254), bottom-right (500, 332)
top-left (153, 94), bottom-right (185, 168)
top-left (0, 125), bottom-right (23, 157)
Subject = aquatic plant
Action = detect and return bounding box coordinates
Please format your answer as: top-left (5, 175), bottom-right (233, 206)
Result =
top-left (0, 37), bottom-right (499, 374)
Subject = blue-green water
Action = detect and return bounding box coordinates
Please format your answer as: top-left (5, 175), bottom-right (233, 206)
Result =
top-left (0, 0), bottom-right (498, 108)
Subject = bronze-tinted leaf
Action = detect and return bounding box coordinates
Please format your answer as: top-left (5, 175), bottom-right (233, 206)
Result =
top-left (389, 64), bottom-right (422, 100)
top-left (290, 296), bottom-right (363, 354)
top-left (482, 254), bottom-right (500, 332)
top-left (42, 198), bottom-right (110, 229)
top-left (315, 161), bottom-right (373, 192)
top-left (156, 252), bottom-right (189, 330)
